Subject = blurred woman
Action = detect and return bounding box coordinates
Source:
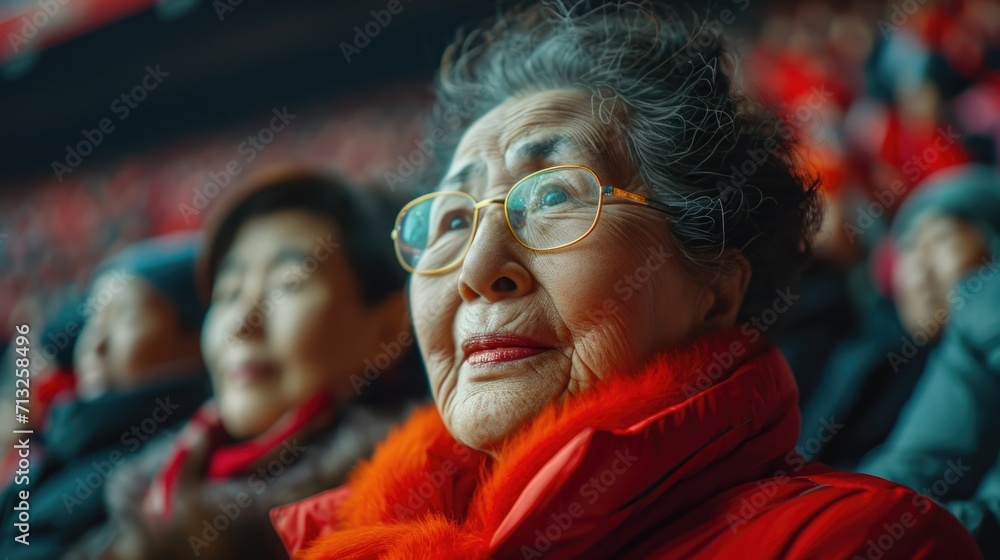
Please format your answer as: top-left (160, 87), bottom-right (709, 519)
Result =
top-left (0, 234), bottom-right (211, 560)
top-left (799, 164), bottom-right (1000, 471)
top-left (86, 169), bottom-right (425, 559)
top-left (273, 3), bottom-right (980, 558)
top-left (861, 164), bottom-right (1000, 556)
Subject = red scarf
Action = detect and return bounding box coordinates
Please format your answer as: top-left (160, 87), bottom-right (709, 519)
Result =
top-left (145, 392), bottom-right (331, 518)
top-left (275, 330), bottom-right (811, 558)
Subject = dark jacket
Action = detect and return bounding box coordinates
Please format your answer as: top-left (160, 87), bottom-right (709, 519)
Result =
top-left (798, 296), bottom-right (932, 470)
top-left (72, 401), bottom-right (413, 560)
top-left (0, 375), bottom-right (210, 560)
top-left (774, 261), bottom-right (858, 409)
top-left (861, 265), bottom-right (1000, 557)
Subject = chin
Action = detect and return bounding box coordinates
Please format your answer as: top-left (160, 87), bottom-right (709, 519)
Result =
top-left (451, 423), bottom-right (504, 453)
top-left (447, 391), bottom-right (539, 453)
top-left (220, 395), bottom-right (281, 440)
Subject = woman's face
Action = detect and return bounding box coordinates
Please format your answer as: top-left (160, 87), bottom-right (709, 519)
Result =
top-left (203, 210), bottom-right (403, 439)
top-left (894, 213), bottom-right (988, 336)
top-left (74, 275), bottom-right (201, 400)
top-left (410, 89), bottom-right (732, 452)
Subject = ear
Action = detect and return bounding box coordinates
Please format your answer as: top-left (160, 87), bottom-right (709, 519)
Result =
top-left (696, 250), bottom-right (752, 331)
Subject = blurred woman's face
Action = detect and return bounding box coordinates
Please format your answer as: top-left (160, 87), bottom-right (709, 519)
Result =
top-left (409, 89), bottom-right (728, 452)
top-left (74, 275), bottom-right (201, 400)
top-left (203, 210), bottom-right (402, 440)
top-left (894, 213), bottom-right (988, 336)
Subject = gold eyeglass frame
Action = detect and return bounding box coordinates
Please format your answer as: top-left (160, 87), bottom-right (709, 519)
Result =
top-left (390, 164), bottom-right (672, 275)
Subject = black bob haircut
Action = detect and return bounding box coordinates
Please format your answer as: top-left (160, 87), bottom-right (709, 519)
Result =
top-left (199, 168), bottom-right (407, 306)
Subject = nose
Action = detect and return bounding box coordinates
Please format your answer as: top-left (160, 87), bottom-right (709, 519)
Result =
top-left (93, 331), bottom-right (108, 358)
top-left (457, 204), bottom-right (534, 303)
top-left (76, 314), bottom-right (108, 361)
top-left (228, 279), bottom-right (268, 342)
top-left (73, 321), bottom-right (109, 396)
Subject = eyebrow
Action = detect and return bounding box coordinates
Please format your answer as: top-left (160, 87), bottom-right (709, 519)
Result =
top-left (215, 246), bottom-right (310, 278)
top-left (513, 134), bottom-right (569, 161)
top-left (272, 247), bottom-right (310, 266)
top-left (442, 162), bottom-right (485, 188)
top-left (440, 135), bottom-right (572, 190)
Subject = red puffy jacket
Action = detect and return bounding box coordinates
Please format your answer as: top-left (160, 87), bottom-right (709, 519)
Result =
top-left (271, 330), bottom-right (981, 559)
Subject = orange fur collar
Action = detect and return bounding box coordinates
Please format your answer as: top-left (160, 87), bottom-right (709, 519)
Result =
top-left (296, 330), bottom-right (790, 559)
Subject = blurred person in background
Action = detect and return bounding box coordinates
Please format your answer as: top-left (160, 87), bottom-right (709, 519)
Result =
top-left (0, 234), bottom-right (212, 560)
top-left (273, 3), bottom-right (980, 558)
top-left (71, 236), bottom-right (207, 400)
top-left (798, 165), bottom-right (1000, 471)
top-left (82, 169), bottom-right (426, 559)
top-left (0, 292), bottom-right (82, 484)
top-left (795, 256), bottom-right (936, 471)
top-left (761, 0), bottom-right (999, 472)
top-left (861, 164), bottom-right (1000, 556)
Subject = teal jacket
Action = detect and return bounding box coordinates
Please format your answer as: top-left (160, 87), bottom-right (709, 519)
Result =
top-left (861, 265), bottom-right (1000, 557)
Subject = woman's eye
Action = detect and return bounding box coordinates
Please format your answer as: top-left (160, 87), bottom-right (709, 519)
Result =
top-left (440, 210), bottom-right (471, 233)
top-left (275, 269), bottom-right (302, 291)
top-left (426, 208), bottom-right (472, 247)
top-left (540, 186), bottom-right (569, 207)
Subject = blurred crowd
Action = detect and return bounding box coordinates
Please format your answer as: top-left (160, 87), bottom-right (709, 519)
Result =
top-left (2, 0), bottom-right (1000, 558)
top-left (0, 85), bottom-right (431, 344)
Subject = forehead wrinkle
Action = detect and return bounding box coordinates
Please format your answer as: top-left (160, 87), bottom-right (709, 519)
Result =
top-left (451, 90), bottom-right (627, 189)
top-left (505, 134), bottom-right (571, 170)
top-left (497, 104), bottom-right (589, 152)
top-left (493, 91), bottom-right (591, 147)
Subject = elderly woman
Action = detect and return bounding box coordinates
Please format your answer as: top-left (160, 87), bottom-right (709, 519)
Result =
top-left (273, 3), bottom-right (980, 558)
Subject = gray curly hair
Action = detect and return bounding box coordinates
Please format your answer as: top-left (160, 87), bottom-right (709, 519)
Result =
top-left (424, 0), bottom-right (823, 321)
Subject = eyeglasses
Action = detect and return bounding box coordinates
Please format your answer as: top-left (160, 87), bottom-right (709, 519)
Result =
top-left (391, 164), bottom-right (672, 274)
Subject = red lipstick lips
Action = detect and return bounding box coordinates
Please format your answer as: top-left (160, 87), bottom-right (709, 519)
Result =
top-left (229, 361), bottom-right (276, 384)
top-left (462, 334), bottom-right (552, 365)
